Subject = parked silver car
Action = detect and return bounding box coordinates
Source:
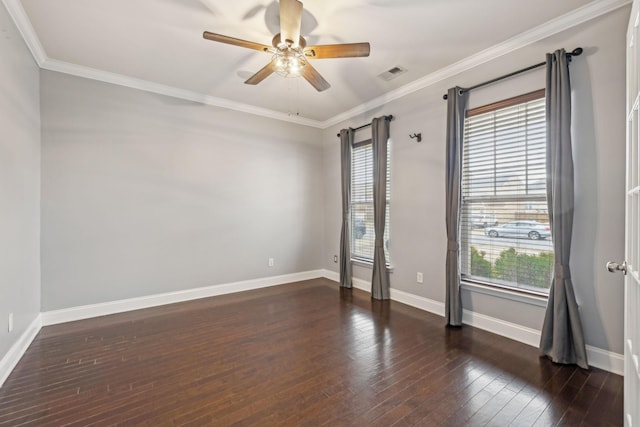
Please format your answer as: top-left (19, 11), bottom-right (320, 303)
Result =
top-left (470, 213), bottom-right (498, 228)
top-left (484, 220), bottom-right (551, 240)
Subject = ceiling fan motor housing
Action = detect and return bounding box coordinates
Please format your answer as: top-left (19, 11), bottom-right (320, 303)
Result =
top-left (272, 33), bottom-right (307, 49)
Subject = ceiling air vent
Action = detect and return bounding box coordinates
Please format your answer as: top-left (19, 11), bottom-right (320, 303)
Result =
top-left (378, 66), bottom-right (408, 81)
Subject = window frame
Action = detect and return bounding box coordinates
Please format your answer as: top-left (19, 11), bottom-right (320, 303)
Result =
top-left (460, 89), bottom-right (552, 298)
top-left (349, 137), bottom-right (391, 266)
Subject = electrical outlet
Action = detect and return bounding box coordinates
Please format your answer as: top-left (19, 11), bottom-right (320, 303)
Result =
top-left (268, 258), bottom-right (274, 267)
top-left (8, 313), bottom-right (13, 333)
top-left (333, 255), bottom-right (338, 263)
top-left (417, 272), bottom-right (424, 284)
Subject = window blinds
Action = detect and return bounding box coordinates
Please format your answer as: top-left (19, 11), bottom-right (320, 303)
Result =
top-left (351, 141), bottom-right (391, 262)
top-left (461, 96), bottom-right (553, 293)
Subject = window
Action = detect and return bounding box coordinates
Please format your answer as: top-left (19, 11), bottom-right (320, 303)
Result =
top-left (460, 90), bottom-right (553, 294)
top-left (351, 139), bottom-right (391, 263)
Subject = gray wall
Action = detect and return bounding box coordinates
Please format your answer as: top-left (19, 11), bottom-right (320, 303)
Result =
top-left (322, 7), bottom-right (628, 355)
top-left (40, 71), bottom-right (324, 310)
top-left (0, 3), bottom-right (41, 359)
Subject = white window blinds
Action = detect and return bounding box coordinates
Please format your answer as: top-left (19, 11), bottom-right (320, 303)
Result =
top-left (351, 140), bottom-right (391, 262)
top-left (461, 93), bottom-right (553, 293)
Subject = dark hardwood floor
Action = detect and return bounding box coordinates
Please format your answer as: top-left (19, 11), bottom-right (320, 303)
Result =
top-left (0, 278), bottom-right (623, 426)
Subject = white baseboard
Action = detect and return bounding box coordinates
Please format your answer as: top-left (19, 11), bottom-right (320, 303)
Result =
top-left (323, 270), bottom-right (339, 283)
top-left (2, 270), bottom-right (324, 388)
top-left (462, 309), bottom-right (542, 348)
top-left (320, 269), bottom-right (624, 375)
top-left (391, 288), bottom-right (446, 317)
top-left (585, 345), bottom-right (625, 376)
top-left (41, 270), bottom-right (324, 326)
top-left (0, 315), bottom-right (42, 387)
top-left (321, 269), bottom-right (445, 316)
top-left (3, 269), bottom-right (623, 390)
top-left (352, 277), bottom-right (370, 292)
top-left (461, 309), bottom-right (624, 375)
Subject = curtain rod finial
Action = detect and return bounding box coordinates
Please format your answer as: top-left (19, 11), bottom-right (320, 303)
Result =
top-left (571, 47), bottom-right (583, 56)
top-left (443, 94), bottom-right (448, 100)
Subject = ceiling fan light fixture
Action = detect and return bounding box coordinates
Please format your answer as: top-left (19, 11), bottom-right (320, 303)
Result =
top-left (203, 0), bottom-right (366, 91)
top-left (273, 47), bottom-right (307, 78)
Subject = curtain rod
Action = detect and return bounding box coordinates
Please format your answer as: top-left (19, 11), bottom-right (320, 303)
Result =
top-left (335, 115), bottom-right (394, 137)
top-left (442, 47), bottom-right (583, 100)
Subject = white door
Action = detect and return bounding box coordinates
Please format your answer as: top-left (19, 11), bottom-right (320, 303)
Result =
top-left (622, 3), bottom-right (640, 425)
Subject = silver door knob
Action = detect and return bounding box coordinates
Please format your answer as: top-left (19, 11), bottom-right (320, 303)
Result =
top-left (606, 261), bottom-right (628, 275)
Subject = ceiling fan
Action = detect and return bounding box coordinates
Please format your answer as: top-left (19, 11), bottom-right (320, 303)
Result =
top-left (202, 0), bottom-right (370, 92)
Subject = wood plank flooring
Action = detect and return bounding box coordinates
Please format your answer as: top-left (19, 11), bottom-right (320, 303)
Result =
top-left (0, 279), bottom-right (623, 426)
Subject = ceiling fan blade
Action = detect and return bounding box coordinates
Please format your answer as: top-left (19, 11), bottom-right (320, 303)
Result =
top-left (304, 43), bottom-right (371, 59)
top-left (244, 60), bottom-right (277, 85)
top-left (302, 63), bottom-right (330, 92)
top-left (203, 32), bottom-right (271, 52)
top-left (279, 0), bottom-right (303, 47)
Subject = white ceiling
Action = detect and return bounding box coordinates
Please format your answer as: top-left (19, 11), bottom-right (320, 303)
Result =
top-left (4, 0), bottom-right (628, 126)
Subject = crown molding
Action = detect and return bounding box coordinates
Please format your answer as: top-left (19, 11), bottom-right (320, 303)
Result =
top-left (320, 0), bottom-right (632, 129)
top-left (1, 0), bottom-right (323, 128)
top-left (40, 58), bottom-right (324, 128)
top-left (1, 0), bottom-right (45, 65)
top-left (3, 0), bottom-right (630, 129)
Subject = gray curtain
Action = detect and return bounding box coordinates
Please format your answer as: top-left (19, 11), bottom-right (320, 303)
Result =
top-left (371, 117), bottom-right (390, 300)
top-left (339, 128), bottom-right (354, 288)
top-left (539, 49), bottom-right (588, 369)
top-left (445, 87), bottom-right (468, 326)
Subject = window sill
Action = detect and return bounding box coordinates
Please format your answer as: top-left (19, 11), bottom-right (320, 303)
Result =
top-left (351, 257), bottom-right (394, 272)
top-left (460, 280), bottom-right (548, 308)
